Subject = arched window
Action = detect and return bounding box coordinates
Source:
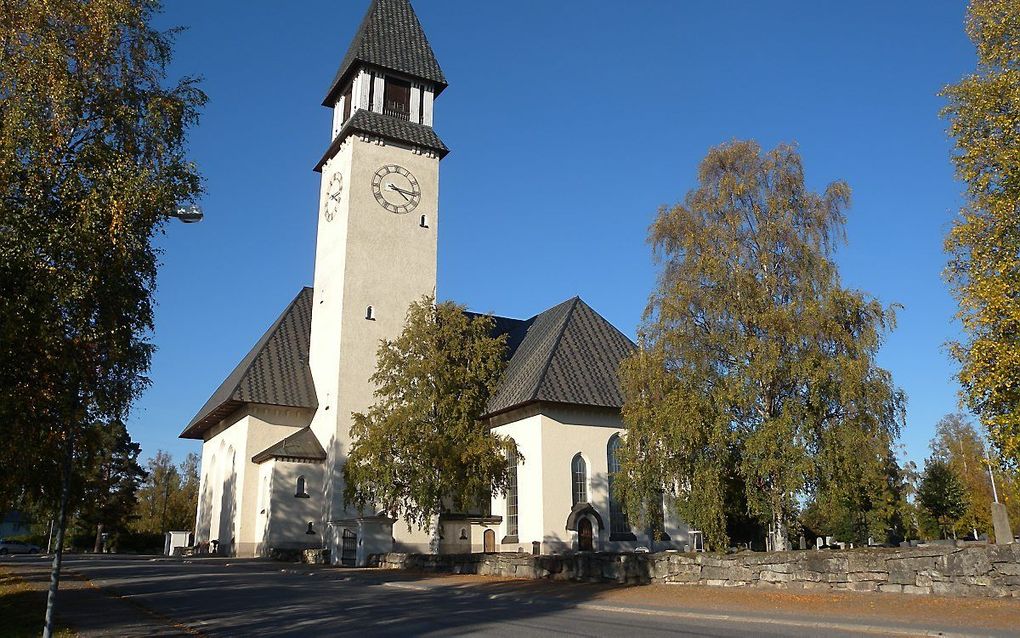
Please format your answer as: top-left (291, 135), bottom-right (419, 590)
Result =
top-left (419, 214), bottom-right (429, 228)
top-left (506, 446), bottom-right (519, 537)
top-left (295, 476), bottom-right (308, 498)
top-left (608, 435), bottom-right (629, 534)
top-left (571, 454), bottom-right (587, 506)
top-left (365, 305), bottom-right (375, 320)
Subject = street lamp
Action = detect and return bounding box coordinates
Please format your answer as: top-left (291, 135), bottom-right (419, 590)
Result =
top-left (171, 204), bottom-right (204, 223)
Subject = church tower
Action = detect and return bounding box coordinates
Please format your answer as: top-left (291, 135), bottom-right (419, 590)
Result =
top-left (308, 0), bottom-right (449, 539)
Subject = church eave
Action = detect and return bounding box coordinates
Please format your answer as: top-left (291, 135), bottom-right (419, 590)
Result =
top-left (313, 109), bottom-right (449, 173)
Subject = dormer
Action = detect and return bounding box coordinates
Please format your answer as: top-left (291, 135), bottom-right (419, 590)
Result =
top-left (324, 0), bottom-right (447, 139)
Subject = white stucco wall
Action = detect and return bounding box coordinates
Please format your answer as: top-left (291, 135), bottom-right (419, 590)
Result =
top-left (309, 133), bottom-right (440, 531)
top-left (194, 405), bottom-right (312, 557)
top-left (491, 413), bottom-right (544, 551)
top-left (490, 404), bottom-right (689, 555)
top-left (260, 459), bottom-right (324, 553)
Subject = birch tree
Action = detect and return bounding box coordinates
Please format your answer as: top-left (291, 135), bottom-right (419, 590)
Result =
top-left (617, 141), bottom-right (904, 551)
top-left (942, 0), bottom-right (1020, 467)
top-left (344, 296), bottom-right (517, 540)
top-left (0, 1), bottom-right (204, 633)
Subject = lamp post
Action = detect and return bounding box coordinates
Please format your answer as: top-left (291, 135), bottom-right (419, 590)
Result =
top-left (171, 205), bottom-right (204, 223)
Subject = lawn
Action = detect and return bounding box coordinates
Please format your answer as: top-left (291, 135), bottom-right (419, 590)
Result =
top-left (0, 568), bottom-right (75, 638)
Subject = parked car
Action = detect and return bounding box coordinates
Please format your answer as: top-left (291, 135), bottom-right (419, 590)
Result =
top-left (0, 539), bottom-right (40, 554)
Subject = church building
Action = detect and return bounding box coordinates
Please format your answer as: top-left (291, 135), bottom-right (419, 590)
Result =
top-left (182, 0), bottom-right (690, 565)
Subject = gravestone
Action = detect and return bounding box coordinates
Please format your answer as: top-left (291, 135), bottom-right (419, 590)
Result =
top-left (992, 502), bottom-right (1014, 544)
top-left (799, 535), bottom-right (806, 550)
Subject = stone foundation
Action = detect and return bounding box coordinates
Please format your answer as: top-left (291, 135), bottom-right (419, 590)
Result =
top-left (370, 544), bottom-right (1020, 598)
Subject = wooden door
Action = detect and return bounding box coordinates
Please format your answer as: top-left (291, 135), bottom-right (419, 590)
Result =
top-left (483, 529), bottom-right (495, 553)
top-left (578, 518), bottom-right (594, 552)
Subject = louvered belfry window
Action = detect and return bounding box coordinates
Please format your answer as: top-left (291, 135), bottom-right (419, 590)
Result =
top-left (383, 77), bottom-right (411, 120)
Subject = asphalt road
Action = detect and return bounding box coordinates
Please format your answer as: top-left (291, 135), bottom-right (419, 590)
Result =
top-left (4, 555), bottom-right (1014, 637)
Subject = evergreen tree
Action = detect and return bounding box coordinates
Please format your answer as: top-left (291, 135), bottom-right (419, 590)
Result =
top-left (74, 421), bottom-right (146, 551)
top-left (344, 296), bottom-right (517, 537)
top-left (918, 459), bottom-right (970, 540)
top-left (132, 451), bottom-right (200, 535)
top-left (617, 141), bottom-right (904, 551)
top-left (942, 0), bottom-right (1020, 467)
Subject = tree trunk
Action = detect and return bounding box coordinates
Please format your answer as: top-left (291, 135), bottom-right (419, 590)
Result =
top-left (770, 513), bottom-right (788, 552)
top-left (93, 522), bottom-right (104, 554)
top-left (43, 436), bottom-right (73, 638)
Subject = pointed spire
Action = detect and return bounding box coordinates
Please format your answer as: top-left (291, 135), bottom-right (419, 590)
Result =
top-left (323, 0), bottom-right (447, 107)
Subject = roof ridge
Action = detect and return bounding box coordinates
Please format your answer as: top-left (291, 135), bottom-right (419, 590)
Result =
top-left (529, 297), bottom-right (580, 403)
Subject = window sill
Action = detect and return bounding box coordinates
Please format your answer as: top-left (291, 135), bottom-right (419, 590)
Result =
top-left (500, 535), bottom-right (518, 545)
top-left (295, 493), bottom-right (310, 499)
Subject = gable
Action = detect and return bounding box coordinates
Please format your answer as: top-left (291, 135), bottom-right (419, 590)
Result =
top-left (483, 298), bottom-right (636, 418)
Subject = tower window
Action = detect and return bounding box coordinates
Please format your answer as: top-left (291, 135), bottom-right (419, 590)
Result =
top-left (419, 215), bottom-right (428, 228)
top-left (366, 305), bottom-right (375, 321)
top-left (295, 476), bottom-right (309, 498)
top-left (383, 76), bottom-right (411, 121)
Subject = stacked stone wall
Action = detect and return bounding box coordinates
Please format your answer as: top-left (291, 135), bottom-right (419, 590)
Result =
top-left (370, 544), bottom-right (1020, 598)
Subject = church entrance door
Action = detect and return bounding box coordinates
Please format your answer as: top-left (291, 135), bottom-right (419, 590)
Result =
top-left (578, 518), bottom-right (593, 551)
top-left (483, 529), bottom-right (495, 552)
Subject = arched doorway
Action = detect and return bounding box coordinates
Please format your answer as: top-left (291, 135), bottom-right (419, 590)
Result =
top-left (483, 529), bottom-right (496, 553)
top-left (578, 517), bottom-right (594, 551)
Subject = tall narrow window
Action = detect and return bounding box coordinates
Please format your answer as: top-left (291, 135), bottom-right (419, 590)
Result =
top-left (366, 306), bottom-right (375, 321)
top-left (506, 447), bottom-right (519, 537)
top-left (571, 454), bottom-right (587, 506)
top-left (608, 436), bottom-right (630, 534)
top-left (295, 476), bottom-right (308, 498)
top-left (383, 76), bottom-right (411, 120)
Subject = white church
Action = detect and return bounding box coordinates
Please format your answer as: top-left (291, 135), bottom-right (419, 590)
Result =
top-left (182, 0), bottom-right (690, 565)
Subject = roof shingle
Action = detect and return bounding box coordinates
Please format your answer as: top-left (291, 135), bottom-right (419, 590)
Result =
top-left (252, 427), bottom-right (327, 464)
top-left (314, 108), bottom-right (448, 172)
top-left (482, 298), bottom-right (637, 417)
top-left (323, 0), bottom-right (447, 107)
top-left (179, 288), bottom-right (318, 440)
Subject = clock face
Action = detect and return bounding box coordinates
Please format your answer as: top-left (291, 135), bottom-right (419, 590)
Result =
top-left (372, 165), bottom-right (421, 214)
top-left (324, 172), bottom-right (343, 222)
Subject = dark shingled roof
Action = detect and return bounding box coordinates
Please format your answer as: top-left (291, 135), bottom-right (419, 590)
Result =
top-left (179, 288), bottom-right (318, 440)
top-left (314, 108), bottom-right (448, 172)
top-left (323, 0), bottom-right (447, 107)
top-left (252, 427), bottom-right (326, 464)
top-left (481, 297), bottom-right (637, 417)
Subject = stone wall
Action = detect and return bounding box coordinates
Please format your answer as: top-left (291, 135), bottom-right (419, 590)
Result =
top-left (370, 544), bottom-right (1020, 598)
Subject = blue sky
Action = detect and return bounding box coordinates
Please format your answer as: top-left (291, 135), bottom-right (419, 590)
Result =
top-left (142, 1), bottom-right (974, 468)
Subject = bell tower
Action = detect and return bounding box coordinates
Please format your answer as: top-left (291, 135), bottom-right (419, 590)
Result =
top-left (308, 0), bottom-right (449, 534)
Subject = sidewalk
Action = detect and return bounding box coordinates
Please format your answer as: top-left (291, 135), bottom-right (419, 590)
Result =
top-left (2, 561), bottom-right (194, 638)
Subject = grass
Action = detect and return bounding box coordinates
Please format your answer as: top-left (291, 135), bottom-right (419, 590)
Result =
top-left (0, 568), bottom-right (76, 638)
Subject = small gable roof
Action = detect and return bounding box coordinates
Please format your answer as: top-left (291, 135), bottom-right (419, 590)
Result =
top-left (179, 288), bottom-right (318, 440)
top-left (323, 0), bottom-right (447, 107)
top-left (482, 297), bottom-right (637, 417)
top-left (252, 427), bottom-right (326, 464)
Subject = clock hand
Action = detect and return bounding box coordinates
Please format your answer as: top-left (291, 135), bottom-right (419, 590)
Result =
top-left (386, 184), bottom-right (413, 201)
